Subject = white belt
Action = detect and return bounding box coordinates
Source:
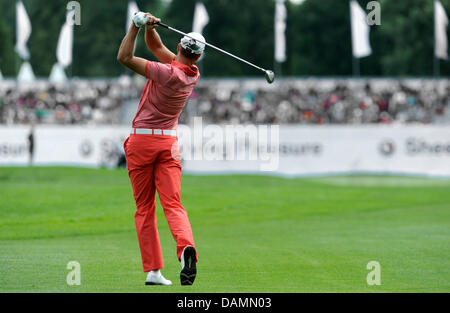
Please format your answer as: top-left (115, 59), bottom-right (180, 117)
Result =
top-left (131, 128), bottom-right (177, 136)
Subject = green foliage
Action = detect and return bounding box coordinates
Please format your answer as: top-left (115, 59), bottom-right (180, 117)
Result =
top-left (377, 0), bottom-right (450, 76)
top-left (0, 0), bottom-right (449, 77)
top-left (0, 0), bottom-right (16, 76)
top-left (287, 0), bottom-right (450, 76)
top-left (286, 0), bottom-right (353, 75)
top-left (160, 0), bottom-right (275, 77)
top-left (0, 12), bottom-right (15, 76)
top-left (0, 0), bottom-right (161, 77)
top-left (27, 0), bottom-right (67, 77)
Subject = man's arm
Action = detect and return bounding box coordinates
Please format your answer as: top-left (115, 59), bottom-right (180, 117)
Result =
top-left (145, 25), bottom-right (176, 64)
top-left (117, 24), bottom-right (148, 77)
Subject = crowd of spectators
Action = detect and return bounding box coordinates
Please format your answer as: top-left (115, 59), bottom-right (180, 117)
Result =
top-left (0, 76), bottom-right (141, 125)
top-left (1, 77), bottom-right (450, 125)
top-left (191, 78), bottom-right (450, 125)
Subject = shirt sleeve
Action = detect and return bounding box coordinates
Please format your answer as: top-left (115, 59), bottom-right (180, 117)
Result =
top-left (145, 61), bottom-right (172, 84)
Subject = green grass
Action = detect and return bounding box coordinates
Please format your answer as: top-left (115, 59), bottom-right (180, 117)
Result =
top-left (0, 167), bottom-right (449, 292)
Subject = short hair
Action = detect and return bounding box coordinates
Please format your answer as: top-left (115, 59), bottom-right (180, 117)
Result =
top-left (180, 46), bottom-right (200, 60)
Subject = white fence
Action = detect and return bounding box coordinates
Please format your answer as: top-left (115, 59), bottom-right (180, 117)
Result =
top-left (1, 125), bottom-right (450, 177)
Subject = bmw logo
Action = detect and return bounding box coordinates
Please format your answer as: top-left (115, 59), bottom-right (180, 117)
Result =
top-left (379, 140), bottom-right (395, 157)
top-left (79, 140), bottom-right (94, 157)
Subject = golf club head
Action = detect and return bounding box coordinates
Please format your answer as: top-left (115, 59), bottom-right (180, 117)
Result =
top-left (265, 70), bottom-right (275, 84)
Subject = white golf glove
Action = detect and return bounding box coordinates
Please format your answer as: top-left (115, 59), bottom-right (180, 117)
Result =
top-left (133, 12), bottom-right (149, 28)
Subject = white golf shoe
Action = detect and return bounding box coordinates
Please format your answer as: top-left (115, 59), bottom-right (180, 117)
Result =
top-left (145, 270), bottom-right (172, 286)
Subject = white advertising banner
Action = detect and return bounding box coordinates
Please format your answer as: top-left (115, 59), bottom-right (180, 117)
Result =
top-left (0, 126), bottom-right (131, 168)
top-left (0, 125), bottom-right (449, 177)
top-left (274, 125), bottom-right (450, 177)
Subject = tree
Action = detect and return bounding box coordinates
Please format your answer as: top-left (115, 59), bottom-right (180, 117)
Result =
top-left (0, 12), bottom-right (15, 76)
top-left (162, 0), bottom-right (275, 77)
top-left (27, 0), bottom-right (67, 77)
top-left (377, 0), bottom-right (450, 76)
top-left (286, 0), bottom-right (450, 77)
top-left (285, 0), bottom-right (385, 76)
top-left (71, 0), bottom-right (160, 77)
top-left (0, 0), bottom-right (449, 77)
top-left (0, 0), bottom-right (162, 77)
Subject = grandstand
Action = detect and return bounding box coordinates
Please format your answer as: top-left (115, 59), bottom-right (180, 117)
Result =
top-left (2, 77), bottom-right (450, 126)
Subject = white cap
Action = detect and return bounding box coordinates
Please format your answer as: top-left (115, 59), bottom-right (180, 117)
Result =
top-left (180, 32), bottom-right (206, 55)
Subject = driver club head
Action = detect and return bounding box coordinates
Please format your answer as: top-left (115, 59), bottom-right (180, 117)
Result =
top-left (264, 70), bottom-right (275, 84)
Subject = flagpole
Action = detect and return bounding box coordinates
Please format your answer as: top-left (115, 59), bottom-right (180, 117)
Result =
top-left (352, 57), bottom-right (360, 77)
top-left (434, 54), bottom-right (440, 78)
top-left (274, 61), bottom-right (282, 77)
top-left (198, 58), bottom-right (204, 77)
top-left (16, 55), bottom-right (20, 78)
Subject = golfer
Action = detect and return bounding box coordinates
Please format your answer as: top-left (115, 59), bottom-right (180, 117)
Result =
top-left (117, 12), bottom-right (202, 286)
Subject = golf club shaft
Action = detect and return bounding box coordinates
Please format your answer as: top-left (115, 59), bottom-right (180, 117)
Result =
top-left (156, 22), bottom-right (267, 73)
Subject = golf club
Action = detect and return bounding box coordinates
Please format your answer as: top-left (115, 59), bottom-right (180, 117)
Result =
top-left (155, 21), bottom-right (275, 84)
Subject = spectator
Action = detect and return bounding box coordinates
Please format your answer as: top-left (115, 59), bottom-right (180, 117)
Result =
top-left (1, 78), bottom-right (449, 125)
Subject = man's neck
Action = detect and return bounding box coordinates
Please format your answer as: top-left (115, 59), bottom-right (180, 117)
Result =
top-left (175, 54), bottom-right (195, 67)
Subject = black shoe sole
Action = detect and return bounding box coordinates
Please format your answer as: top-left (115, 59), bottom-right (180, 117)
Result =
top-left (145, 282), bottom-right (168, 286)
top-left (180, 246), bottom-right (197, 286)
top-left (145, 280), bottom-right (173, 286)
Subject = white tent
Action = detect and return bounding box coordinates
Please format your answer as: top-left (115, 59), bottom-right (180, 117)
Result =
top-left (17, 61), bottom-right (35, 83)
top-left (49, 63), bottom-right (68, 83)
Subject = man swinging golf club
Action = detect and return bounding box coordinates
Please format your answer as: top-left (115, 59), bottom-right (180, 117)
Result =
top-left (117, 12), bottom-right (201, 286)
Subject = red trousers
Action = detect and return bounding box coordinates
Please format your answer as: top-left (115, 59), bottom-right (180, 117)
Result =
top-left (124, 133), bottom-right (196, 272)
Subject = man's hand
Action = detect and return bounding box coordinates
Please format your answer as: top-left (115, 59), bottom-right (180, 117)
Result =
top-left (132, 12), bottom-right (148, 28)
top-left (133, 12), bottom-right (160, 29)
top-left (144, 13), bottom-right (161, 30)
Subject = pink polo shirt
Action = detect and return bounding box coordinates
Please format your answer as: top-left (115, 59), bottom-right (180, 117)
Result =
top-left (132, 59), bottom-right (200, 130)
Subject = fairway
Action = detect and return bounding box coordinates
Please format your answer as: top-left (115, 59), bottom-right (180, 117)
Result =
top-left (0, 167), bottom-right (449, 293)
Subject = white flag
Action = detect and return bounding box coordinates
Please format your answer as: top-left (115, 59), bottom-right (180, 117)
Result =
top-left (127, 1), bottom-right (140, 32)
top-left (350, 0), bottom-right (372, 58)
top-left (192, 2), bottom-right (209, 35)
top-left (435, 0), bottom-right (449, 60)
top-left (56, 11), bottom-right (74, 68)
top-left (15, 0), bottom-right (32, 60)
top-left (275, 0), bottom-right (287, 63)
